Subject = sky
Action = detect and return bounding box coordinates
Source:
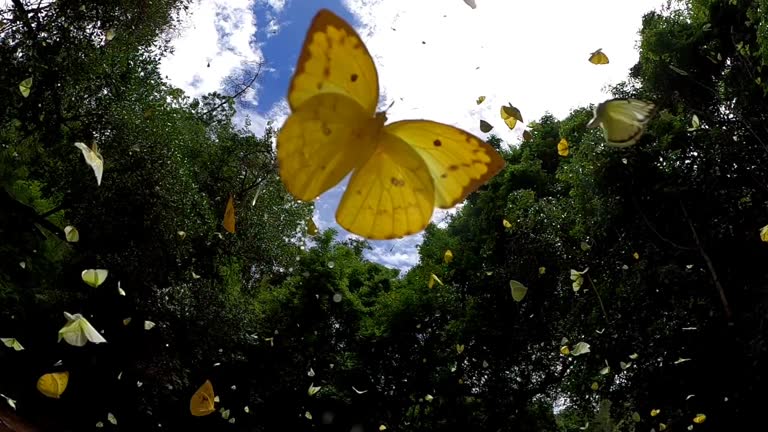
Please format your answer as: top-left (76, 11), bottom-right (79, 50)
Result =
top-left (160, 0), bottom-right (664, 271)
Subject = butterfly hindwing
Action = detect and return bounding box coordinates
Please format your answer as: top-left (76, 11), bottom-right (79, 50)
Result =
top-left (288, 9), bottom-right (379, 114)
top-left (337, 132), bottom-right (435, 240)
top-left (384, 120), bottom-right (506, 208)
top-left (277, 93), bottom-right (378, 201)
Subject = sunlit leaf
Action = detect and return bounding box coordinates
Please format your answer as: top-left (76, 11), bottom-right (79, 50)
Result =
top-left (1, 338), bottom-right (24, 351)
top-left (509, 280), bottom-right (528, 302)
top-left (557, 138), bottom-right (569, 156)
top-left (64, 226), bottom-right (79, 242)
top-left (571, 342), bottom-right (591, 356)
top-left (37, 372), bottom-right (69, 399)
top-left (81, 269), bottom-right (108, 288)
top-left (19, 77), bottom-right (32, 97)
top-left (479, 120), bottom-right (494, 133)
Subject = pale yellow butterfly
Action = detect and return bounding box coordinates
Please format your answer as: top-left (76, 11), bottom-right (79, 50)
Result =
top-left (276, 10), bottom-right (505, 240)
top-left (587, 99), bottom-right (657, 147)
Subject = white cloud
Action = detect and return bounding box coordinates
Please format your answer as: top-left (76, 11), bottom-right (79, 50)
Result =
top-left (342, 0), bottom-right (663, 144)
top-left (161, 0), bottom-right (263, 98)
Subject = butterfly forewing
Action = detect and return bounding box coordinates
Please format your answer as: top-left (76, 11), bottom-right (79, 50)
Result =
top-left (384, 121), bottom-right (506, 208)
top-left (597, 99), bottom-right (656, 147)
top-left (277, 93), bottom-right (378, 201)
top-left (288, 9), bottom-right (379, 114)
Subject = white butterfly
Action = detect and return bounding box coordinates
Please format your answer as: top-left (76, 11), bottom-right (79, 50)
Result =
top-left (464, 0), bottom-right (477, 9)
top-left (74, 142), bottom-right (104, 185)
top-left (587, 99), bottom-right (657, 147)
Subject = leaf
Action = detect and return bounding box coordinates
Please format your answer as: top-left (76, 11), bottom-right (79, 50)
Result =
top-left (509, 280), bottom-right (528, 302)
top-left (479, 120), bottom-right (494, 133)
top-left (19, 77), bottom-right (32, 97)
top-left (64, 226), bottom-right (79, 242)
top-left (476, 95), bottom-right (485, 104)
top-left (571, 342), bottom-right (591, 356)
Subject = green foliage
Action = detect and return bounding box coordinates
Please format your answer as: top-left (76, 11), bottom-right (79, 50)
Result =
top-left (2, 0), bottom-right (768, 431)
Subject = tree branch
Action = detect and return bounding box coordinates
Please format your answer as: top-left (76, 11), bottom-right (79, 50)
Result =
top-left (679, 202), bottom-right (733, 322)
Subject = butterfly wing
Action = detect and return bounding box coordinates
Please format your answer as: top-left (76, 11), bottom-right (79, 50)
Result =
top-left (383, 120), bottom-right (506, 208)
top-left (277, 93), bottom-right (378, 201)
top-left (588, 99), bottom-right (656, 147)
top-left (278, 8), bottom-right (380, 202)
top-left (190, 380), bottom-right (216, 416)
top-left (287, 9), bottom-right (379, 114)
top-left (589, 49), bottom-right (609, 65)
top-left (336, 132), bottom-right (435, 239)
top-left (223, 195), bottom-right (235, 233)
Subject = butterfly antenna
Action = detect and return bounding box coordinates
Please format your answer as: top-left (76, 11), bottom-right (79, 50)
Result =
top-left (385, 99), bottom-right (396, 113)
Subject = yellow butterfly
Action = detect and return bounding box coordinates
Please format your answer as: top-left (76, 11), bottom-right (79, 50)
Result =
top-left (557, 138), bottom-right (569, 156)
top-left (37, 371), bottom-right (69, 399)
top-left (276, 10), bottom-right (505, 240)
top-left (500, 104), bottom-right (523, 130)
top-left (190, 380), bottom-right (216, 416)
top-left (589, 48), bottom-right (610, 65)
top-left (223, 194), bottom-right (235, 233)
top-left (587, 99), bottom-right (657, 147)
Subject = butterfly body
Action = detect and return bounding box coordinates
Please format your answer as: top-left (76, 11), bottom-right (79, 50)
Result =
top-left (277, 10), bottom-right (504, 239)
